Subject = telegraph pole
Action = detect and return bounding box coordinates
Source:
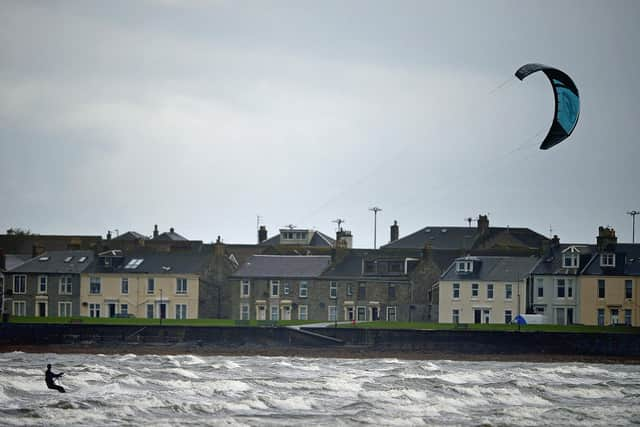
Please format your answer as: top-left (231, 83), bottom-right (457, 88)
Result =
top-left (628, 211), bottom-right (639, 243)
top-left (369, 207), bottom-right (382, 249)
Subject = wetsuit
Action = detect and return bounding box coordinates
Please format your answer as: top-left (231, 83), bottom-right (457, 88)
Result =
top-left (45, 368), bottom-right (65, 393)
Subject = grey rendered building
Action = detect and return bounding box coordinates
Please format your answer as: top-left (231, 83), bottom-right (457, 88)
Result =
top-left (6, 250), bottom-right (95, 317)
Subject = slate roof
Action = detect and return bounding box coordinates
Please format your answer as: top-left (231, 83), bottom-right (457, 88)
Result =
top-left (441, 256), bottom-right (540, 282)
top-left (260, 231), bottom-right (335, 247)
top-left (3, 254), bottom-right (30, 271)
top-left (113, 231), bottom-right (148, 241)
top-left (154, 231), bottom-right (188, 241)
top-left (581, 243), bottom-right (640, 276)
top-left (86, 251), bottom-right (210, 275)
top-left (532, 244), bottom-right (596, 276)
top-left (320, 249), bottom-right (421, 280)
top-left (232, 255), bottom-right (331, 279)
top-left (8, 250), bottom-right (95, 274)
top-left (382, 225), bottom-right (547, 251)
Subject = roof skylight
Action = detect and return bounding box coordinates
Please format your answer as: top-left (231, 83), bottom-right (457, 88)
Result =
top-left (124, 258), bottom-right (144, 269)
top-left (64, 256), bottom-right (73, 263)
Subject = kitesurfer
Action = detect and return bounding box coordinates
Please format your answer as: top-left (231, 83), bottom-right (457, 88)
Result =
top-left (45, 364), bottom-right (65, 393)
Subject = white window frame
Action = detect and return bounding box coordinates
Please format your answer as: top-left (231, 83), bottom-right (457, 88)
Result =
top-left (240, 303), bottom-right (250, 320)
top-left (600, 253), bottom-right (615, 267)
top-left (452, 309), bottom-right (459, 324)
top-left (328, 305), bottom-right (337, 321)
top-left (563, 253), bottom-right (579, 268)
top-left (452, 283), bottom-right (460, 299)
top-left (567, 278), bottom-right (574, 298)
top-left (299, 281), bottom-right (308, 298)
top-left (89, 303), bottom-right (101, 318)
top-left (456, 261), bottom-right (473, 273)
top-left (357, 306), bottom-right (366, 321)
top-left (146, 304), bottom-right (154, 319)
top-left (487, 283), bottom-right (494, 300)
top-left (121, 277), bottom-right (129, 295)
top-left (175, 304), bottom-right (187, 319)
top-left (387, 306), bottom-right (397, 321)
top-left (298, 305), bottom-right (308, 320)
top-left (505, 310), bottom-right (512, 324)
top-left (329, 281), bottom-right (337, 299)
top-left (556, 279), bottom-right (566, 298)
top-left (176, 278), bottom-right (188, 294)
top-left (270, 280), bottom-right (280, 297)
top-left (59, 276), bottom-right (73, 295)
top-left (471, 283), bottom-right (479, 298)
top-left (120, 303), bottom-right (129, 316)
top-left (90, 277), bottom-right (101, 294)
top-left (147, 278), bottom-right (155, 294)
top-left (13, 275), bottom-right (26, 294)
top-left (505, 283), bottom-right (513, 300)
top-left (13, 300), bottom-right (26, 316)
top-left (241, 279), bottom-right (250, 298)
top-left (38, 275), bottom-right (47, 294)
top-left (270, 305), bottom-right (279, 321)
top-left (59, 301), bottom-right (72, 317)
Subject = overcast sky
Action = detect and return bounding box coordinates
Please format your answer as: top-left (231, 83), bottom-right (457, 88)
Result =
top-left (1, 0), bottom-right (639, 247)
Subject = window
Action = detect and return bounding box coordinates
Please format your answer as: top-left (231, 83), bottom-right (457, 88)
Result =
top-left (456, 260), bottom-right (473, 273)
top-left (77, 256), bottom-right (87, 263)
top-left (597, 308), bottom-right (605, 326)
top-left (330, 281), bottom-right (337, 299)
top-left (567, 279), bottom-right (574, 298)
top-left (147, 278), bottom-right (155, 294)
top-left (357, 306), bottom-right (366, 321)
top-left (176, 304), bottom-right (187, 319)
top-left (626, 280), bottom-right (633, 299)
top-left (240, 304), bottom-right (250, 320)
top-left (176, 278), bottom-right (187, 294)
top-left (13, 301), bottom-right (26, 316)
top-left (90, 277), bottom-right (101, 294)
top-left (59, 301), bottom-right (72, 317)
top-left (64, 256), bottom-right (73, 263)
top-left (598, 279), bottom-right (605, 298)
top-left (600, 253), bottom-right (615, 267)
top-left (120, 304), bottom-right (128, 316)
top-left (563, 253), bottom-right (578, 268)
top-left (556, 279), bottom-right (565, 298)
top-left (38, 276), bottom-right (47, 294)
top-left (471, 283), bottom-right (479, 298)
top-left (124, 258), bottom-right (144, 269)
top-left (505, 284), bottom-right (513, 300)
top-left (299, 281), bottom-right (308, 298)
top-left (452, 283), bottom-right (460, 299)
top-left (270, 305), bottom-right (279, 321)
top-left (346, 283), bottom-right (353, 296)
top-left (298, 305), bottom-right (308, 320)
top-left (147, 304), bottom-right (154, 319)
top-left (121, 278), bottom-right (129, 294)
top-left (487, 284), bottom-right (494, 300)
top-left (89, 303), bottom-right (101, 318)
top-left (270, 280), bottom-right (280, 297)
top-left (364, 262), bottom-right (375, 273)
top-left (241, 280), bottom-right (250, 297)
top-left (389, 262), bottom-right (402, 273)
top-left (328, 305), bottom-right (337, 321)
top-left (388, 284), bottom-right (396, 299)
top-left (283, 282), bottom-right (290, 295)
top-left (537, 279), bottom-right (544, 298)
top-left (13, 275), bottom-right (26, 294)
top-left (625, 309), bottom-right (632, 326)
top-left (505, 310), bottom-right (512, 324)
top-left (59, 276), bottom-right (73, 295)
top-left (611, 308), bottom-right (619, 325)
top-left (387, 306), bottom-right (397, 321)
top-left (452, 309), bottom-right (460, 324)
top-left (358, 283), bottom-right (366, 299)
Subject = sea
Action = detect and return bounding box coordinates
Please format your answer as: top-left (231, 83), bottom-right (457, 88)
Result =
top-left (1, 351), bottom-right (639, 426)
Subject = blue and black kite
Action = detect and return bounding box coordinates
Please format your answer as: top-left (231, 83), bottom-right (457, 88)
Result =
top-left (515, 63), bottom-right (580, 150)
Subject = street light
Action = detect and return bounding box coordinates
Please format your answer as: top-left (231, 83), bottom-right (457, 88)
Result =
top-left (628, 211), bottom-right (639, 243)
top-left (369, 207), bottom-right (382, 249)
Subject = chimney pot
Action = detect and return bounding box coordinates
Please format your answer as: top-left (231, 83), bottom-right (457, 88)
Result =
top-left (390, 220), bottom-right (399, 243)
top-left (153, 224), bottom-right (159, 239)
top-left (170, 227), bottom-right (175, 233)
top-left (258, 225), bottom-right (268, 243)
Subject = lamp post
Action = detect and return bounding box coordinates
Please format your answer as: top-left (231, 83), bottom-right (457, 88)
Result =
top-left (160, 288), bottom-right (163, 326)
top-left (628, 210), bottom-right (639, 243)
top-left (369, 207), bottom-right (382, 249)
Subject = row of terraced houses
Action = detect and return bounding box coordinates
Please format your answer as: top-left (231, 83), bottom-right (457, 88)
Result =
top-left (1, 216), bottom-right (638, 326)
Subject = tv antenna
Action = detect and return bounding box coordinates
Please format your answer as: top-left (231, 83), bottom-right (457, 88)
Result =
top-left (464, 217), bottom-right (477, 228)
top-left (332, 218), bottom-right (345, 231)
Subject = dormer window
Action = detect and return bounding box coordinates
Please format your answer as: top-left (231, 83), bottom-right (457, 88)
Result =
top-left (600, 253), bottom-right (615, 268)
top-left (563, 253), bottom-right (579, 268)
top-left (456, 260), bottom-right (473, 273)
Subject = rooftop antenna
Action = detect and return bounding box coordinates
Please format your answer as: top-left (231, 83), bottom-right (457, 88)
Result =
top-left (549, 225), bottom-right (553, 238)
top-left (369, 207), bottom-right (382, 249)
top-left (332, 218), bottom-right (345, 231)
top-left (628, 210), bottom-right (639, 243)
top-left (464, 217), bottom-right (477, 228)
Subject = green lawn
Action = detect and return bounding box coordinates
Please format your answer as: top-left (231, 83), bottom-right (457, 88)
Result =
top-left (7, 316), bottom-right (317, 327)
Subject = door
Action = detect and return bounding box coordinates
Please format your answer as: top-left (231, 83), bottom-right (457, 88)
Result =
top-left (556, 308), bottom-right (565, 325)
top-left (483, 309), bottom-right (491, 324)
top-left (474, 309), bottom-right (482, 324)
top-left (371, 307), bottom-right (379, 321)
top-left (346, 307), bottom-right (354, 321)
top-left (282, 306), bottom-right (291, 320)
top-left (567, 308), bottom-right (574, 325)
top-left (38, 302), bottom-right (47, 317)
top-left (108, 303), bottom-right (116, 318)
top-left (257, 305), bottom-right (266, 320)
top-left (159, 303), bottom-right (167, 319)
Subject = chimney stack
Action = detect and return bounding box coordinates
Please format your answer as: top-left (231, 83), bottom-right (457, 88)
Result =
top-left (422, 242), bottom-right (432, 261)
top-left (596, 226), bottom-right (617, 252)
top-left (0, 249), bottom-right (6, 271)
top-left (336, 229), bottom-right (353, 249)
top-left (551, 235), bottom-right (560, 248)
top-left (153, 224), bottom-right (159, 239)
top-left (477, 215), bottom-right (489, 235)
top-left (258, 225), bottom-right (268, 243)
top-left (107, 231), bottom-right (112, 241)
top-left (170, 227), bottom-right (175, 234)
top-left (390, 220), bottom-right (399, 243)
top-left (214, 235), bottom-right (225, 256)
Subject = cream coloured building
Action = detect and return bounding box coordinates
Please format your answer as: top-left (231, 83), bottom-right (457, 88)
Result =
top-left (80, 250), bottom-right (207, 319)
top-left (438, 255), bottom-right (538, 324)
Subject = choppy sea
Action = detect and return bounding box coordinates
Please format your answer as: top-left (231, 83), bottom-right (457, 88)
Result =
top-left (1, 351), bottom-right (639, 426)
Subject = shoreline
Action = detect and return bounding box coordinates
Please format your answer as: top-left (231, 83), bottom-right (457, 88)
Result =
top-left (3, 343), bottom-right (640, 364)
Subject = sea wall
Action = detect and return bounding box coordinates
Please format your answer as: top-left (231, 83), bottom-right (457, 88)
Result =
top-left (1, 323), bottom-right (639, 358)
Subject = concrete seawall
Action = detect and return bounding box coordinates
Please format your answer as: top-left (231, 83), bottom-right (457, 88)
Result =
top-left (1, 323), bottom-right (639, 358)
